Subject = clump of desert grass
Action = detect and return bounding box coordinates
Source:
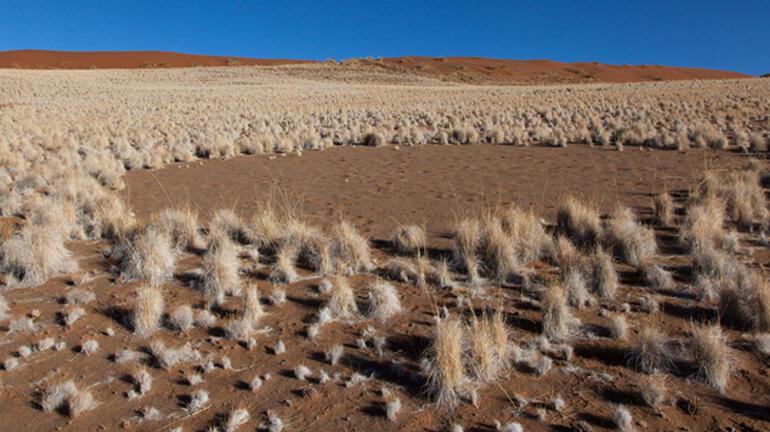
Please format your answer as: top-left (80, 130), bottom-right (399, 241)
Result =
top-left (452, 218), bottom-right (481, 282)
top-left (697, 168), bottom-right (768, 229)
top-left (604, 206), bottom-right (657, 267)
top-left (199, 232), bottom-right (241, 305)
top-left (115, 224), bottom-right (176, 286)
top-left (128, 366), bottom-right (153, 398)
top-left (628, 322), bottom-right (673, 373)
top-left (425, 317), bottom-right (468, 412)
top-left (641, 263), bottom-right (674, 291)
top-left (149, 340), bottom-right (201, 370)
top-left (131, 285), bottom-right (164, 337)
top-left (541, 283), bottom-right (580, 340)
top-left (653, 192), bottom-right (674, 226)
top-left (613, 405), bottom-right (635, 432)
top-left (498, 205), bottom-right (552, 264)
top-left (557, 197), bottom-right (603, 249)
top-left (477, 213), bottom-right (520, 283)
top-left (379, 257), bottom-right (418, 284)
top-left (717, 267), bottom-right (770, 331)
top-left (330, 220), bottom-right (374, 274)
top-left (587, 247), bottom-right (618, 300)
top-left (225, 284), bottom-right (265, 341)
top-left (211, 208), bottom-right (254, 245)
top-left (0, 226), bottom-right (77, 288)
top-left (152, 207), bottom-right (204, 251)
top-left (639, 373), bottom-right (668, 408)
top-left (467, 309), bottom-right (509, 382)
top-left (169, 304), bottom-right (194, 332)
top-left (40, 380), bottom-right (97, 417)
top-left (269, 243), bottom-right (299, 284)
top-left (561, 264), bottom-right (594, 308)
top-left (391, 224), bottom-right (426, 255)
top-left (689, 323), bottom-right (730, 392)
top-left (609, 314), bottom-right (629, 340)
top-left (367, 281), bottom-right (402, 322)
top-left (323, 275), bottom-right (358, 321)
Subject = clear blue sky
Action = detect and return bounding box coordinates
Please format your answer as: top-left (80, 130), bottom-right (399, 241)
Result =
top-left (1, 0), bottom-right (768, 75)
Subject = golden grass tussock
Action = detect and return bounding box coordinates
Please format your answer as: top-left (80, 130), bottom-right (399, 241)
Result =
top-left (425, 317), bottom-right (468, 412)
top-left (131, 285), bottom-right (164, 336)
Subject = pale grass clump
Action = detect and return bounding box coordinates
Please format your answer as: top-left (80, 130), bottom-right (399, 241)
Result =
top-left (588, 248), bottom-right (618, 300)
top-left (149, 341), bottom-right (200, 370)
top-left (117, 225), bottom-right (176, 286)
top-left (628, 323), bottom-right (673, 373)
top-left (326, 344), bottom-right (344, 365)
top-left (130, 366), bottom-right (153, 398)
top-left (613, 405), bottom-right (635, 432)
top-left (224, 407), bottom-right (250, 432)
top-left (325, 275), bottom-right (358, 321)
top-left (391, 224), bottom-right (426, 255)
top-left (499, 205), bottom-right (552, 264)
top-left (653, 192), bottom-right (674, 226)
top-left (379, 257), bottom-right (418, 283)
top-left (467, 310), bottom-right (509, 382)
top-left (477, 214), bottom-right (520, 282)
top-left (549, 235), bottom-right (579, 268)
top-left (153, 207), bottom-right (203, 251)
top-left (0, 226), bottom-right (77, 288)
top-left (330, 221), bottom-right (374, 274)
top-left (269, 244), bottom-right (299, 284)
top-left (562, 265), bottom-right (593, 308)
top-left (367, 281), bottom-right (402, 322)
top-left (452, 218), bottom-right (481, 282)
top-left (0, 294), bottom-right (8, 321)
top-left (131, 285), bottom-right (164, 337)
top-left (242, 284), bottom-right (265, 326)
top-left (604, 206), bottom-right (657, 267)
top-left (639, 373), bottom-right (668, 407)
top-left (541, 283), bottom-right (579, 340)
top-left (557, 197), bottom-right (603, 249)
top-left (385, 397), bottom-right (401, 422)
top-left (690, 324), bottom-right (730, 392)
top-left (200, 233), bottom-right (241, 305)
top-left (717, 268), bottom-right (770, 331)
top-left (211, 208), bottom-right (253, 244)
top-left (680, 196), bottom-right (727, 252)
top-left (286, 221), bottom-right (333, 274)
top-left (40, 380), bottom-right (97, 417)
top-left (609, 314), bottom-right (629, 340)
top-left (169, 305), bottom-right (194, 332)
top-left (697, 168), bottom-right (768, 228)
top-left (641, 263), bottom-right (674, 291)
top-left (425, 317), bottom-right (468, 412)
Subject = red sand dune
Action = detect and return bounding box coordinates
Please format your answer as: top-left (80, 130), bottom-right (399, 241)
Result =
top-left (374, 56), bottom-right (750, 84)
top-left (0, 50), bottom-right (750, 84)
top-left (0, 49), bottom-right (309, 69)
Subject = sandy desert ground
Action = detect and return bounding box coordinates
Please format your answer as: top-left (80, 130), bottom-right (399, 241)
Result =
top-left (0, 59), bottom-right (768, 432)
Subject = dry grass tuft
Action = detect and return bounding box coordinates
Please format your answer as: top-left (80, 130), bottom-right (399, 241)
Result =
top-left (391, 224), bottom-right (426, 255)
top-left (541, 283), bottom-right (579, 340)
top-left (131, 285), bottom-right (164, 337)
top-left (653, 192), bottom-right (674, 226)
top-left (604, 206), bottom-right (657, 266)
top-left (690, 324), bottom-right (730, 392)
top-left (330, 221), bottom-right (374, 274)
top-left (367, 281), bottom-right (402, 322)
top-left (557, 197), bottom-right (603, 249)
top-left (200, 233), bottom-right (241, 305)
top-left (425, 317), bottom-right (468, 412)
top-left (628, 322), bottom-right (673, 373)
top-left (0, 226), bottom-right (77, 288)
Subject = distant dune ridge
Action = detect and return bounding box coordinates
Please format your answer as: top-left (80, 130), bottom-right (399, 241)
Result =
top-left (0, 49), bottom-right (749, 84)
